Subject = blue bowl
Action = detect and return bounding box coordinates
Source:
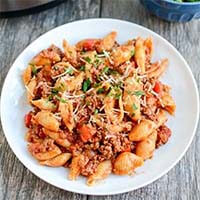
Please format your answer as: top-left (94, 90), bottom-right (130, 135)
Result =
top-left (140, 0), bottom-right (200, 22)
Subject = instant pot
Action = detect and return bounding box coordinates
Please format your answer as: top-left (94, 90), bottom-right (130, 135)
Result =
top-left (0, 0), bottom-right (65, 17)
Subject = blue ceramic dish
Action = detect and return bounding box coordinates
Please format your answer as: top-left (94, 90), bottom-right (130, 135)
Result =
top-left (140, 0), bottom-right (200, 22)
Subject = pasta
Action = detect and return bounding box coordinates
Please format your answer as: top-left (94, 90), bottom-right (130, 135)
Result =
top-left (40, 153), bottom-right (72, 167)
top-left (87, 160), bottom-right (112, 186)
top-left (23, 32), bottom-right (175, 186)
top-left (129, 119), bottom-right (156, 141)
top-left (135, 130), bottom-right (157, 160)
top-left (113, 152), bottom-right (144, 175)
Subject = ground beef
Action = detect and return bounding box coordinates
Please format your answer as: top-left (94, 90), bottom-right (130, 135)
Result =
top-left (98, 133), bottom-right (132, 159)
top-left (141, 95), bottom-right (158, 121)
top-left (28, 138), bottom-right (55, 154)
top-left (80, 158), bottom-right (99, 176)
top-left (80, 153), bottom-right (106, 176)
top-left (84, 94), bottom-right (103, 113)
top-left (39, 44), bottom-right (63, 63)
top-left (156, 125), bottom-right (172, 148)
top-left (51, 64), bottom-right (66, 77)
top-left (26, 125), bottom-right (46, 143)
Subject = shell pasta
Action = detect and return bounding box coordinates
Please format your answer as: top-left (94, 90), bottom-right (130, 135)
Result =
top-left (23, 32), bottom-right (175, 186)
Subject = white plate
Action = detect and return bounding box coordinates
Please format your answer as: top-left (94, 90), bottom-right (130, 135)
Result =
top-left (0, 18), bottom-right (199, 195)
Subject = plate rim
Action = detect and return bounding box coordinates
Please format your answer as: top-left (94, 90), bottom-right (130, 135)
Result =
top-left (0, 18), bottom-right (199, 195)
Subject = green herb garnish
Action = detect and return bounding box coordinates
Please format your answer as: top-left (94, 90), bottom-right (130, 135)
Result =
top-left (133, 91), bottom-right (145, 97)
top-left (132, 103), bottom-right (138, 110)
top-left (80, 65), bottom-right (85, 71)
top-left (115, 92), bottom-right (121, 99)
top-left (86, 101), bottom-right (90, 106)
top-left (48, 94), bottom-right (54, 101)
top-left (65, 67), bottom-right (74, 75)
top-left (93, 82), bottom-right (102, 88)
top-left (94, 58), bottom-right (102, 68)
top-left (51, 88), bottom-right (59, 95)
top-left (82, 78), bottom-right (91, 92)
top-left (107, 87), bottom-right (122, 99)
top-left (55, 96), bottom-right (67, 103)
top-left (131, 49), bottom-right (135, 57)
top-left (30, 64), bottom-right (37, 75)
top-left (97, 88), bottom-right (105, 94)
top-left (102, 66), bottom-right (110, 74)
top-left (84, 57), bottom-right (92, 64)
top-left (109, 69), bottom-right (118, 75)
top-left (94, 109), bottom-right (99, 114)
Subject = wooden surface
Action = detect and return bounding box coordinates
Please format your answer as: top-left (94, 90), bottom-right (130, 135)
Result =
top-left (0, 0), bottom-right (199, 199)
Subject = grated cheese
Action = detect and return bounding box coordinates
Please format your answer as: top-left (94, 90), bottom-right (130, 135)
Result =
top-left (52, 71), bottom-right (71, 79)
top-left (25, 85), bottom-right (34, 97)
top-left (53, 113), bottom-right (62, 120)
top-left (99, 104), bottom-right (106, 111)
top-left (64, 93), bottom-right (85, 99)
top-left (73, 103), bottom-right (80, 115)
top-left (112, 108), bottom-right (129, 114)
top-left (151, 90), bottom-right (159, 97)
top-left (86, 88), bottom-right (94, 93)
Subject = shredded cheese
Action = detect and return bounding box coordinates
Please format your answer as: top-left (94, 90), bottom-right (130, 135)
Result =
top-left (73, 103), bottom-right (80, 115)
top-left (25, 85), bottom-right (34, 97)
top-left (53, 113), bottom-right (62, 120)
top-left (35, 81), bottom-right (44, 89)
top-left (86, 88), bottom-right (94, 94)
top-left (64, 93), bottom-right (85, 99)
top-left (52, 71), bottom-right (71, 79)
top-left (112, 108), bottom-right (129, 114)
top-left (99, 104), bottom-right (106, 111)
top-left (151, 90), bottom-right (159, 97)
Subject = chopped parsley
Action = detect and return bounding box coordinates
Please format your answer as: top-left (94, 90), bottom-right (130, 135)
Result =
top-left (132, 103), bottom-right (138, 110)
top-left (86, 101), bottom-right (90, 106)
top-left (55, 96), bottom-right (67, 103)
top-left (133, 90), bottom-right (145, 97)
top-left (107, 87), bottom-right (122, 99)
top-left (30, 64), bottom-right (37, 75)
top-left (101, 66), bottom-right (119, 76)
top-left (97, 75), bottom-right (101, 81)
top-left (82, 78), bottom-right (91, 92)
top-left (115, 93), bottom-right (121, 99)
top-left (48, 94), bottom-right (54, 101)
top-left (84, 56), bottom-right (92, 64)
top-left (97, 87), bottom-right (104, 94)
top-left (131, 49), bottom-right (135, 57)
top-left (48, 87), bottom-right (66, 103)
top-left (65, 67), bottom-right (74, 75)
top-left (127, 90), bottom-right (145, 97)
top-left (94, 58), bottom-right (102, 68)
top-left (94, 109), bottom-right (99, 115)
top-left (109, 69), bottom-right (118, 75)
top-left (51, 88), bottom-right (59, 95)
top-left (132, 113), bottom-right (135, 117)
top-left (79, 65), bottom-right (85, 71)
top-left (102, 66), bottom-right (110, 74)
top-left (93, 82), bottom-right (102, 88)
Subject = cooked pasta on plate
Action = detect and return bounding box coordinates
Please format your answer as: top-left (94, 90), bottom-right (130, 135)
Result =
top-left (22, 31), bottom-right (176, 186)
